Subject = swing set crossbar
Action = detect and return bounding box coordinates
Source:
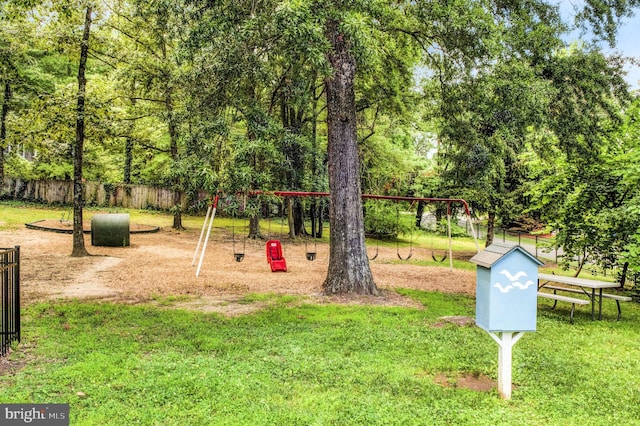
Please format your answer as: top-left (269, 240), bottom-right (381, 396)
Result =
top-left (250, 191), bottom-right (473, 217)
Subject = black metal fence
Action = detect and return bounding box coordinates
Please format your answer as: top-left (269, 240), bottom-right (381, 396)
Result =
top-left (1, 246), bottom-right (20, 356)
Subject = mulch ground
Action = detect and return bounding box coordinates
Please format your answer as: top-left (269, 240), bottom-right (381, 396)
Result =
top-left (2, 223), bottom-right (476, 307)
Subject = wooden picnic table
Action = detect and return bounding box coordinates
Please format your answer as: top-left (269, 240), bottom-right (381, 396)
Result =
top-left (538, 273), bottom-right (624, 321)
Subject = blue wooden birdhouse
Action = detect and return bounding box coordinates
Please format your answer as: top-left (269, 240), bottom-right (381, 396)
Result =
top-left (470, 242), bottom-right (543, 332)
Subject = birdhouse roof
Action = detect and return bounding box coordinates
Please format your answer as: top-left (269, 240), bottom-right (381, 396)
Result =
top-left (469, 241), bottom-right (543, 269)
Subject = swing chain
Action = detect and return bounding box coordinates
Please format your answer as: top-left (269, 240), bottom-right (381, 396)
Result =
top-left (396, 204), bottom-right (413, 261)
top-left (231, 206), bottom-right (245, 262)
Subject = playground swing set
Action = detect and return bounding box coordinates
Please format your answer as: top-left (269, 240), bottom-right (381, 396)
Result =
top-left (192, 191), bottom-right (479, 277)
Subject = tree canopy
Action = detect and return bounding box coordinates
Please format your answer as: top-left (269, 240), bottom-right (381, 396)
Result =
top-left (1, 0), bottom-right (639, 289)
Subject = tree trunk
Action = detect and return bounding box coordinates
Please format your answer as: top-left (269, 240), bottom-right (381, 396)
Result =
top-left (293, 198), bottom-right (307, 237)
top-left (280, 96), bottom-right (306, 237)
top-left (71, 7), bottom-right (92, 258)
top-left (619, 261), bottom-right (629, 288)
top-left (322, 18), bottom-right (378, 296)
top-left (310, 76), bottom-right (324, 240)
top-left (166, 92), bottom-right (184, 230)
top-left (416, 201), bottom-right (424, 228)
top-left (124, 136), bottom-right (133, 184)
top-left (574, 247), bottom-right (588, 277)
top-left (248, 217), bottom-right (262, 239)
top-left (124, 87), bottom-right (137, 184)
top-left (0, 81), bottom-right (10, 182)
top-left (485, 211), bottom-right (496, 247)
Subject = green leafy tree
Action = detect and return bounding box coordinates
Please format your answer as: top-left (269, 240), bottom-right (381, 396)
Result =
top-left (106, 0), bottom-right (191, 228)
top-left (0, 2), bottom-right (57, 181)
top-left (528, 94), bottom-right (640, 282)
top-left (616, 98), bottom-right (640, 280)
top-left (432, 1), bottom-right (636, 248)
top-left (184, 0), bottom-right (640, 295)
top-left (436, 59), bottom-right (556, 246)
top-left (525, 44), bottom-right (631, 274)
top-left (70, 5), bottom-right (93, 257)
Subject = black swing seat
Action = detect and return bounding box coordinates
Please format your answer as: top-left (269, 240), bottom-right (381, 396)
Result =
top-left (431, 250), bottom-right (447, 262)
top-left (306, 252), bottom-right (317, 261)
top-left (234, 253), bottom-right (245, 262)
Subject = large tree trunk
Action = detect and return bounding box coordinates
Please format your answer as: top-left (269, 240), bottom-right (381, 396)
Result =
top-left (322, 18), bottom-right (378, 296)
top-left (71, 6), bottom-right (92, 258)
top-left (0, 81), bottom-right (10, 182)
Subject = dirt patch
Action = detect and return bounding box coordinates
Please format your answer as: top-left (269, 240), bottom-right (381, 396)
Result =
top-left (432, 315), bottom-right (476, 328)
top-left (1, 223), bottom-right (476, 314)
top-left (166, 295), bottom-right (274, 316)
top-left (434, 372), bottom-right (496, 392)
top-left (0, 351), bottom-right (25, 375)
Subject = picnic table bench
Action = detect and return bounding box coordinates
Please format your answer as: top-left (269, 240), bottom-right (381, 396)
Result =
top-left (538, 273), bottom-right (632, 322)
top-left (536, 291), bottom-right (589, 324)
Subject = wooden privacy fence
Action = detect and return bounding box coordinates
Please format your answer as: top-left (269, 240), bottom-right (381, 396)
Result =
top-left (0, 178), bottom-right (194, 211)
top-left (0, 246), bottom-right (20, 357)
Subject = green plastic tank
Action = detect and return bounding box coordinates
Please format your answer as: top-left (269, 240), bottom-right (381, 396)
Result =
top-left (91, 213), bottom-right (130, 247)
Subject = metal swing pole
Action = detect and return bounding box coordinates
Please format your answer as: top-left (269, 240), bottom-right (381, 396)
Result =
top-left (195, 195), bottom-right (219, 277)
top-left (192, 199), bottom-right (213, 266)
top-left (463, 204), bottom-right (481, 253)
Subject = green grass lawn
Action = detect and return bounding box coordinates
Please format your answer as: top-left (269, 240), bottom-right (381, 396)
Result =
top-left (1, 292), bottom-right (639, 425)
top-left (2, 201), bottom-right (639, 424)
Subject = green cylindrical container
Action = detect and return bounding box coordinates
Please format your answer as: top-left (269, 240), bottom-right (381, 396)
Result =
top-left (91, 213), bottom-right (130, 247)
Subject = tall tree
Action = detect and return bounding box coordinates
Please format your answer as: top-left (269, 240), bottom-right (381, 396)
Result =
top-left (108, 0), bottom-right (189, 228)
top-left (527, 54), bottom-right (633, 278)
top-left (323, 16), bottom-right (377, 294)
top-left (71, 5), bottom-right (92, 257)
top-left (427, 0), bottom-right (637, 247)
top-left (156, 0), bottom-right (640, 294)
top-left (0, 1), bottom-right (42, 181)
top-left (615, 98), bottom-right (640, 280)
top-left (0, 81), bottom-right (9, 181)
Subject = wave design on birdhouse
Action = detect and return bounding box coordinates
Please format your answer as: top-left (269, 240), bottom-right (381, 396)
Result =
top-left (493, 269), bottom-right (535, 293)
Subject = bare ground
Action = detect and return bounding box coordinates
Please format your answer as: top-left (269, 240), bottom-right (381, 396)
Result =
top-left (2, 222), bottom-right (476, 312)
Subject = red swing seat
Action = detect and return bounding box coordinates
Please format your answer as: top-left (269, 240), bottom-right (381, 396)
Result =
top-left (266, 239), bottom-right (287, 272)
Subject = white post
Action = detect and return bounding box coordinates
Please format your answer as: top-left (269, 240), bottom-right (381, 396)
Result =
top-left (466, 214), bottom-right (480, 253)
top-left (196, 195), bottom-right (219, 277)
top-left (488, 331), bottom-right (525, 400)
top-left (192, 203), bottom-right (213, 266)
